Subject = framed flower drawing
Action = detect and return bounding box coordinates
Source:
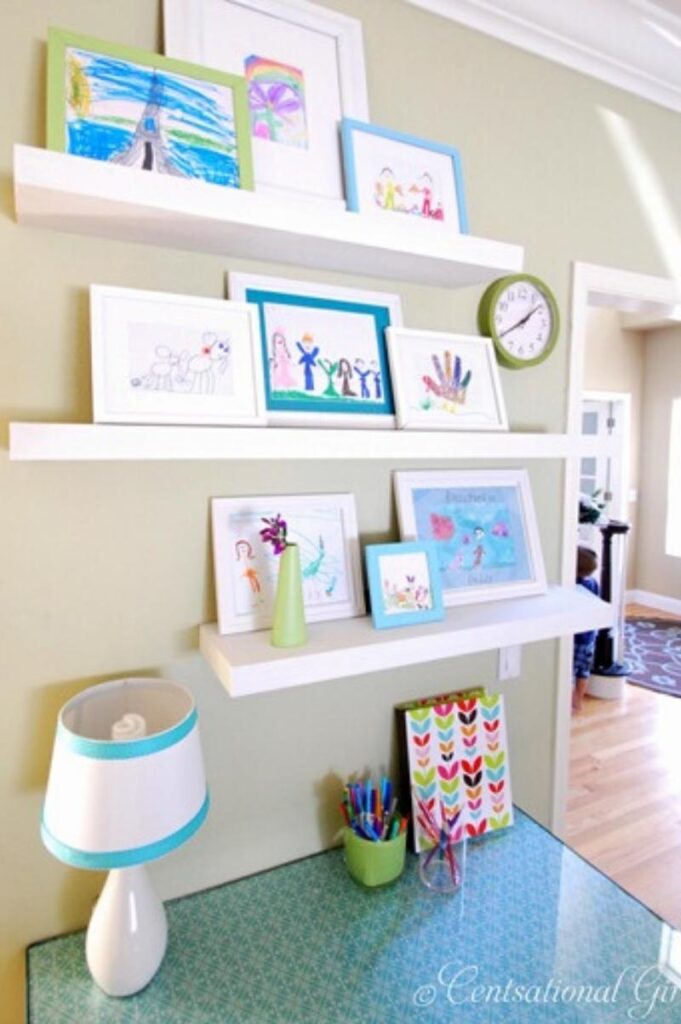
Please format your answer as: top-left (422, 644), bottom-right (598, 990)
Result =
top-left (211, 493), bottom-right (364, 634)
top-left (47, 28), bottom-right (254, 190)
top-left (394, 469), bottom-right (547, 607)
top-left (227, 272), bottom-right (401, 427)
top-left (365, 542), bottom-right (444, 630)
top-left (90, 286), bottom-right (266, 425)
top-left (163, 0), bottom-right (369, 206)
top-left (386, 328), bottom-right (508, 431)
top-left (341, 119), bottom-right (468, 232)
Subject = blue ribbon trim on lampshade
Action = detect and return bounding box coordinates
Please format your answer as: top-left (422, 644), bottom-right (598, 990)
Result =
top-left (40, 792), bottom-right (210, 869)
top-left (57, 707), bottom-right (198, 759)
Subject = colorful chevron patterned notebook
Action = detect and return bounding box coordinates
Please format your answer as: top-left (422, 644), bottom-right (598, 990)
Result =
top-left (402, 693), bottom-right (514, 851)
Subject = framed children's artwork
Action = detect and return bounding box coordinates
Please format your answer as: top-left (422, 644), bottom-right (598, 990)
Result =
top-left (90, 286), bottom-right (266, 425)
top-left (163, 0), bottom-right (368, 207)
top-left (365, 542), bottom-right (444, 630)
top-left (212, 493), bottom-right (364, 634)
top-left (227, 272), bottom-right (402, 427)
top-left (47, 28), bottom-right (254, 190)
top-left (386, 328), bottom-right (508, 431)
top-left (341, 118), bottom-right (468, 232)
top-left (394, 469), bottom-right (547, 607)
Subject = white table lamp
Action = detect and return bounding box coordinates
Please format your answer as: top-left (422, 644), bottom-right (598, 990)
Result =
top-left (41, 677), bottom-right (209, 997)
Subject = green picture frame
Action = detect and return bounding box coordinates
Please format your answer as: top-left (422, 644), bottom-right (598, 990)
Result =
top-left (47, 27), bottom-right (254, 191)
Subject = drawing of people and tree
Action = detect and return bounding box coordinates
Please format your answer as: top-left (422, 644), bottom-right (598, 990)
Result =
top-left (267, 327), bottom-right (385, 406)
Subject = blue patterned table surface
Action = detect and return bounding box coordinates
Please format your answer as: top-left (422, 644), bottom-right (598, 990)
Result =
top-left (27, 810), bottom-right (681, 1023)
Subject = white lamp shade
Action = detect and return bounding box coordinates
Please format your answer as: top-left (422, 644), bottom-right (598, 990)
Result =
top-left (42, 678), bottom-right (209, 870)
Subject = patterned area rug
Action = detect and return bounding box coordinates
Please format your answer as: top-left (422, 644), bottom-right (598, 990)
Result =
top-left (625, 617), bottom-right (681, 697)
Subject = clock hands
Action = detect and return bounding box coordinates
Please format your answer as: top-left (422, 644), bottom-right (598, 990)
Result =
top-left (499, 304), bottom-right (541, 337)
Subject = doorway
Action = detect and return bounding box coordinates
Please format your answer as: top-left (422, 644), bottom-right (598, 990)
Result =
top-left (559, 262), bottom-right (681, 926)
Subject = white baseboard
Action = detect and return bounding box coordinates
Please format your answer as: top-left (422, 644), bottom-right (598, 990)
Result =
top-left (626, 589), bottom-right (681, 617)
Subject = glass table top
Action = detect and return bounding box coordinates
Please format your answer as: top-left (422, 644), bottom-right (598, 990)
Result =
top-left (27, 809), bottom-right (681, 1022)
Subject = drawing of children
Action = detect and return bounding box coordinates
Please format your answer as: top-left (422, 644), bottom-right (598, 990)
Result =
top-left (270, 330), bottom-right (297, 391)
top-left (353, 359), bottom-right (372, 399)
top-left (296, 332), bottom-right (319, 392)
top-left (337, 358), bottom-right (356, 397)
top-left (419, 172), bottom-right (434, 218)
top-left (379, 167), bottom-right (398, 210)
top-left (370, 360), bottom-right (383, 401)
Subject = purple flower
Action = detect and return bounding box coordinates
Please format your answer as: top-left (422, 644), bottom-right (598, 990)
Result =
top-left (260, 514), bottom-right (289, 555)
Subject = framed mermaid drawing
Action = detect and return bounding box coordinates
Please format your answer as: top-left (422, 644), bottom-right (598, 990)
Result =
top-left (227, 272), bottom-right (402, 427)
top-left (90, 285), bottom-right (266, 425)
top-left (394, 469), bottom-right (547, 607)
top-left (211, 492), bottom-right (364, 634)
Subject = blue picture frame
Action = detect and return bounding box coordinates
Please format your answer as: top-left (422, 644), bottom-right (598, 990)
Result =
top-left (341, 118), bottom-right (469, 233)
top-left (241, 287), bottom-right (396, 423)
top-left (366, 541), bottom-right (445, 630)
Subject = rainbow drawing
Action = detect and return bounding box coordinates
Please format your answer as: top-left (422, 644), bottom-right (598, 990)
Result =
top-left (245, 54), bottom-right (307, 149)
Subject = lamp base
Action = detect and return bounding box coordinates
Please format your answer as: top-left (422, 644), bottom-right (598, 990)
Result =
top-left (86, 865), bottom-right (168, 997)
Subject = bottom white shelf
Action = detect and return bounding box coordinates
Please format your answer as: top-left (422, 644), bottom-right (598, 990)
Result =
top-left (200, 585), bottom-right (614, 697)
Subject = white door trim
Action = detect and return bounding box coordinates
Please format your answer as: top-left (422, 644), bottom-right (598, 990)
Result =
top-left (552, 262), bottom-right (681, 837)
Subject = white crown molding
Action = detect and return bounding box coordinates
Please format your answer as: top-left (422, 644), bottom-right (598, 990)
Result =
top-left (406, 0), bottom-right (681, 113)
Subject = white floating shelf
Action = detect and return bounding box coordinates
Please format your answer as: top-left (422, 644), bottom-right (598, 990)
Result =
top-left (8, 423), bottom-right (617, 461)
top-left (14, 145), bottom-right (523, 287)
top-left (200, 585), bottom-right (614, 697)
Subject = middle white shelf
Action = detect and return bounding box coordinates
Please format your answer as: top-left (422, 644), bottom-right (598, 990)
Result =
top-left (200, 585), bottom-right (614, 697)
top-left (9, 423), bottom-right (617, 461)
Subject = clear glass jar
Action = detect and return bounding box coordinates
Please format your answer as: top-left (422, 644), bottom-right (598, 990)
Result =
top-left (418, 834), bottom-right (466, 893)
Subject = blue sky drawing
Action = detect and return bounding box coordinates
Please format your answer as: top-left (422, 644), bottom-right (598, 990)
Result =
top-left (65, 47), bottom-right (239, 186)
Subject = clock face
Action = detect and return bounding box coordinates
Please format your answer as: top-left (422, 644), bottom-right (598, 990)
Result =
top-left (493, 281), bottom-right (553, 362)
top-left (477, 274), bottom-right (560, 369)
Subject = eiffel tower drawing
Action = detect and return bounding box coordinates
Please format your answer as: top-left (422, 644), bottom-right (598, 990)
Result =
top-left (111, 72), bottom-right (183, 175)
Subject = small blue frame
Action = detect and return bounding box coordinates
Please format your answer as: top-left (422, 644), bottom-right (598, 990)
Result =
top-left (341, 118), bottom-right (469, 233)
top-left (366, 541), bottom-right (445, 630)
top-left (243, 287), bottom-right (395, 418)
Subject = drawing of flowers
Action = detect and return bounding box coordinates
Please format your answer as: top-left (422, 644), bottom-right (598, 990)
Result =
top-left (383, 572), bottom-right (432, 613)
top-left (245, 55), bottom-right (307, 148)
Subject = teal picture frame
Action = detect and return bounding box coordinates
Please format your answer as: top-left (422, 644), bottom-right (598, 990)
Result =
top-left (366, 541), bottom-right (444, 630)
top-left (341, 118), bottom-right (468, 233)
top-left (47, 27), bottom-right (254, 191)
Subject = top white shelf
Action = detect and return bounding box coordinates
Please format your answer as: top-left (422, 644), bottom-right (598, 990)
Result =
top-left (14, 145), bottom-right (523, 288)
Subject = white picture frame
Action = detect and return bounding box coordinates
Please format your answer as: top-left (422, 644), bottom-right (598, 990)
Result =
top-left (386, 328), bottom-right (508, 431)
top-left (212, 492), bottom-right (364, 634)
top-left (227, 271), bottom-right (403, 428)
top-left (90, 286), bottom-right (266, 425)
top-left (394, 469), bottom-right (547, 607)
top-left (163, 0), bottom-right (369, 207)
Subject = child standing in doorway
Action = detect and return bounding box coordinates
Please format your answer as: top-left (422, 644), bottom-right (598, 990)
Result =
top-left (573, 545), bottom-right (600, 713)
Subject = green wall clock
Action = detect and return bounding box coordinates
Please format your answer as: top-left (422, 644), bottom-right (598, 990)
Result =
top-left (478, 274), bottom-right (560, 369)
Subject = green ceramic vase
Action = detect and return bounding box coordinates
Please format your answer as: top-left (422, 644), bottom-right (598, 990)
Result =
top-left (271, 543), bottom-right (307, 648)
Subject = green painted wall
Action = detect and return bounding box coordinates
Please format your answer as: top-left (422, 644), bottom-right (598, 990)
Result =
top-left (2, 1), bottom-right (681, 1019)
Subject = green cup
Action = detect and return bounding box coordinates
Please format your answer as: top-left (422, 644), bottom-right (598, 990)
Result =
top-left (343, 828), bottom-right (406, 887)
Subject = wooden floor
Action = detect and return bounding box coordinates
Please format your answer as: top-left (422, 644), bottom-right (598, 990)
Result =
top-left (566, 605), bottom-right (681, 928)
